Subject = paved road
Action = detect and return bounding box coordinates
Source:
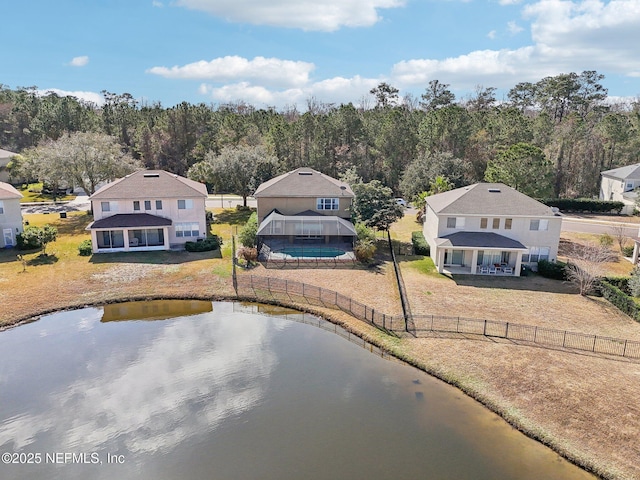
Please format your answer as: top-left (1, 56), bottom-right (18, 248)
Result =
top-left (561, 217), bottom-right (639, 237)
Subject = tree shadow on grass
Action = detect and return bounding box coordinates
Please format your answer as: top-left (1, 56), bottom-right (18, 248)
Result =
top-left (88, 249), bottom-right (222, 265)
top-left (451, 273), bottom-right (579, 294)
top-left (26, 254), bottom-right (58, 266)
top-left (55, 213), bottom-right (93, 236)
top-left (212, 208), bottom-right (255, 225)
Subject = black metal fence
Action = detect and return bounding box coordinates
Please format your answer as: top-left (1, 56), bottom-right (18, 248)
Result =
top-left (235, 274), bottom-right (640, 360)
top-left (236, 275), bottom-right (406, 333)
top-left (412, 314), bottom-right (640, 359)
top-left (387, 231), bottom-right (413, 333)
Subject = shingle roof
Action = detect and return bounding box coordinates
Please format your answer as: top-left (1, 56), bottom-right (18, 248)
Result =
top-left (426, 183), bottom-right (554, 216)
top-left (436, 232), bottom-right (527, 249)
top-left (254, 168), bottom-right (354, 198)
top-left (90, 170), bottom-right (207, 200)
top-left (600, 163), bottom-right (640, 181)
top-left (88, 213), bottom-right (172, 229)
top-left (0, 181), bottom-right (22, 200)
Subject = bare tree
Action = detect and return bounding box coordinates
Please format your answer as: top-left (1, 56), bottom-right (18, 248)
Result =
top-left (565, 243), bottom-right (612, 295)
top-left (610, 224), bottom-right (629, 254)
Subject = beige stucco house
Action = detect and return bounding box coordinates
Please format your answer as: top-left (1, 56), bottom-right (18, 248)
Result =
top-left (423, 183), bottom-right (562, 276)
top-left (254, 168), bottom-right (357, 248)
top-left (599, 163), bottom-right (640, 215)
top-left (87, 170), bottom-right (207, 253)
top-left (0, 181), bottom-right (23, 248)
top-left (0, 148), bottom-right (18, 183)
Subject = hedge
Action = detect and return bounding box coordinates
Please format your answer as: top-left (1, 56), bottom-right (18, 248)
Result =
top-left (411, 231), bottom-right (430, 255)
top-left (599, 280), bottom-right (640, 322)
top-left (537, 259), bottom-right (568, 280)
top-left (540, 198), bottom-right (625, 214)
top-left (185, 236), bottom-right (221, 252)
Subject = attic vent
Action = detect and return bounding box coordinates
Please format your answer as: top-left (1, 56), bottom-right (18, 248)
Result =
top-left (143, 173), bottom-right (160, 178)
top-left (488, 188), bottom-right (501, 193)
top-left (298, 171), bottom-right (313, 175)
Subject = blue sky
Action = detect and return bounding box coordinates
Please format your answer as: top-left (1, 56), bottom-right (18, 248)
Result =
top-left (2, 0), bottom-right (639, 109)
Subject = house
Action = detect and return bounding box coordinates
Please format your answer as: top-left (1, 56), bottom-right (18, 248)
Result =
top-left (253, 168), bottom-right (357, 249)
top-left (87, 170), bottom-right (208, 253)
top-left (0, 181), bottom-right (23, 248)
top-left (0, 148), bottom-right (18, 183)
top-left (423, 183), bottom-right (562, 276)
top-left (599, 163), bottom-right (640, 215)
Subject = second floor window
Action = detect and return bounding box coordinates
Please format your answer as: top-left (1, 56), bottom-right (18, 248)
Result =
top-left (492, 218), bottom-right (500, 229)
top-left (178, 199), bottom-right (193, 210)
top-left (529, 219), bottom-right (549, 231)
top-left (446, 217), bottom-right (465, 229)
top-left (156, 200), bottom-right (163, 210)
top-left (317, 198), bottom-right (339, 210)
top-left (505, 218), bottom-right (512, 230)
top-left (145, 200), bottom-right (151, 210)
top-left (0, 201), bottom-right (4, 214)
top-left (133, 201), bottom-right (140, 211)
top-left (101, 202), bottom-right (111, 212)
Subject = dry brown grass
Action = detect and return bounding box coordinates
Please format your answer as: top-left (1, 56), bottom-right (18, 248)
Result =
top-left (3, 211), bottom-right (640, 479)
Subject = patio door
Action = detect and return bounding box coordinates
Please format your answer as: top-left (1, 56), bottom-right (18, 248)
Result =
top-left (444, 249), bottom-right (464, 265)
top-left (3, 228), bottom-right (14, 247)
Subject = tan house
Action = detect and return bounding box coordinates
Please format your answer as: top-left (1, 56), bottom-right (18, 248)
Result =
top-left (599, 163), bottom-right (640, 215)
top-left (423, 183), bottom-right (562, 276)
top-left (87, 170), bottom-right (207, 253)
top-left (0, 148), bottom-right (18, 183)
top-left (0, 181), bottom-right (23, 248)
top-left (254, 168), bottom-right (357, 250)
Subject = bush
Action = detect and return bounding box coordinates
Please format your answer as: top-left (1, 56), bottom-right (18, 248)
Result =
top-left (599, 233), bottom-right (614, 247)
top-left (540, 198), bottom-right (624, 214)
top-left (411, 231), bottom-right (429, 255)
top-left (78, 239), bottom-right (93, 256)
top-left (17, 224), bottom-right (58, 254)
top-left (354, 239), bottom-right (376, 263)
top-left (599, 280), bottom-right (640, 322)
top-left (185, 236), bottom-right (221, 252)
top-left (238, 212), bottom-right (258, 247)
top-left (237, 246), bottom-right (258, 264)
top-left (355, 222), bottom-right (376, 243)
top-left (537, 259), bottom-right (567, 280)
top-left (622, 245), bottom-right (635, 257)
top-left (603, 276), bottom-right (630, 294)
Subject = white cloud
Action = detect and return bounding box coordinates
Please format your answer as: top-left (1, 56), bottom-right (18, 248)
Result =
top-left (390, 0), bottom-right (640, 90)
top-left (148, 56), bottom-right (315, 88)
top-left (507, 21), bottom-right (523, 34)
top-left (152, 0), bottom-right (163, 7)
top-left (487, 30), bottom-right (497, 39)
top-left (69, 56), bottom-right (89, 67)
top-left (175, 0), bottom-right (405, 31)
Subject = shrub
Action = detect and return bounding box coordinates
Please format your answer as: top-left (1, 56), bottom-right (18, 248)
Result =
top-left (622, 245), bottom-right (635, 257)
top-left (237, 246), bottom-right (258, 264)
top-left (78, 239), bottom-right (93, 256)
top-left (411, 231), bottom-right (429, 255)
top-left (599, 233), bottom-right (614, 248)
top-left (537, 259), bottom-right (567, 280)
top-left (599, 280), bottom-right (640, 322)
top-left (185, 236), bottom-right (221, 252)
top-left (17, 224), bottom-right (58, 254)
top-left (355, 222), bottom-right (376, 243)
top-left (238, 212), bottom-right (258, 247)
top-left (354, 239), bottom-right (376, 263)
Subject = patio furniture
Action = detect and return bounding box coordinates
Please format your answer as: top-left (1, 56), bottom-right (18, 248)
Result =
top-left (489, 266), bottom-right (497, 274)
top-left (503, 266), bottom-right (513, 274)
top-left (480, 265), bottom-right (489, 274)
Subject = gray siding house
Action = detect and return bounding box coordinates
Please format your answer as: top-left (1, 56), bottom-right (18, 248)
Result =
top-left (0, 181), bottom-right (23, 248)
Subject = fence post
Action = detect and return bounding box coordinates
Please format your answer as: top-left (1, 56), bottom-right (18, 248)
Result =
top-left (483, 319), bottom-right (487, 336)
top-left (623, 340), bottom-right (628, 357)
top-left (563, 331), bottom-right (567, 348)
top-left (456, 317), bottom-right (460, 333)
top-left (430, 315), bottom-right (434, 331)
top-left (505, 322), bottom-right (509, 339)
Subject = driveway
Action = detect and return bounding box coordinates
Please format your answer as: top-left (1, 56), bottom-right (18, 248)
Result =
top-left (21, 195), bottom-right (91, 214)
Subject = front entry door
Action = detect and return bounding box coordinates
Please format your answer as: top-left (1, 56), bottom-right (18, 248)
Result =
top-left (3, 228), bottom-right (14, 247)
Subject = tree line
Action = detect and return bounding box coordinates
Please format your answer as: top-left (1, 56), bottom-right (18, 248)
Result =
top-left (1, 70), bottom-right (639, 200)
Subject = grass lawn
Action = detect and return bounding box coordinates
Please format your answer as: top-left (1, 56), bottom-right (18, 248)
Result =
top-left (18, 183), bottom-right (75, 203)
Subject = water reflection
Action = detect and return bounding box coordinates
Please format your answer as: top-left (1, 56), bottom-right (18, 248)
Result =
top-left (0, 302), bottom-right (595, 480)
top-left (101, 299), bottom-right (213, 322)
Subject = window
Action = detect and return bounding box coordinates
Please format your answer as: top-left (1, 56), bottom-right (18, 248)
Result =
top-left (156, 200), bottom-right (163, 210)
top-left (492, 218), bottom-right (500, 229)
top-left (178, 199), bottom-right (193, 210)
top-left (0, 201), bottom-right (4, 215)
top-left (446, 217), bottom-right (465, 229)
top-left (505, 218), bottom-right (512, 230)
top-left (522, 246), bottom-right (550, 263)
top-left (316, 198), bottom-right (339, 210)
top-left (144, 200), bottom-right (151, 210)
top-left (101, 202), bottom-right (110, 212)
top-left (133, 201), bottom-right (140, 211)
top-left (480, 218), bottom-right (488, 229)
top-left (175, 222), bottom-right (199, 237)
top-left (529, 219), bottom-right (549, 231)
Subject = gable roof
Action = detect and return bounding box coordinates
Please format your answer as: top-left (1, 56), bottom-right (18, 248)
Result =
top-left (90, 170), bottom-right (207, 200)
top-left (601, 163), bottom-right (640, 181)
top-left (0, 181), bottom-right (22, 200)
top-left (254, 168), bottom-right (354, 198)
top-left (426, 183), bottom-right (554, 216)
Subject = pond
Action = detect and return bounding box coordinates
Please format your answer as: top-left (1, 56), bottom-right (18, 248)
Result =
top-left (0, 301), bottom-right (595, 480)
